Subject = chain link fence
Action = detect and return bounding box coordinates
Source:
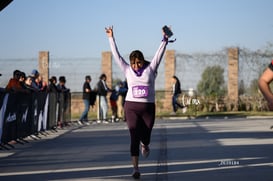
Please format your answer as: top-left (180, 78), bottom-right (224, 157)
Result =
top-left (1, 46), bottom-right (273, 112)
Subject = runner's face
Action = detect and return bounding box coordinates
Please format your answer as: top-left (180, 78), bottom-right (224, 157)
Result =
top-left (130, 58), bottom-right (144, 71)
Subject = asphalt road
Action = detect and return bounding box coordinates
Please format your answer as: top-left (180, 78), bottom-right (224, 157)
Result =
top-left (0, 117), bottom-right (273, 181)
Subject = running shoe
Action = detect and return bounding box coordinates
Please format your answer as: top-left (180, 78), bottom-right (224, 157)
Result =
top-left (132, 169), bottom-right (140, 179)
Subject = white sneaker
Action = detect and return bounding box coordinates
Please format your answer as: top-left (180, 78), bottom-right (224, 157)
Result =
top-left (85, 122), bottom-right (90, 125)
top-left (77, 120), bottom-right (83, 125)
top-left (102, 120), bottom-right (109, 124)
top-left (182, 107), bottom-right (187, 113)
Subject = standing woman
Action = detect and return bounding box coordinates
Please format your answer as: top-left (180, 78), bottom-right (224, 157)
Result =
top-left (171, 75), bottom-right (187, 114)
top-left (105, 26), bottom-right (172, 179)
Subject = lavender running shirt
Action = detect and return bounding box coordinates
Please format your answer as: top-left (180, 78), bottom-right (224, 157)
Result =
top-left (109, 37), bottom-right (168, 103)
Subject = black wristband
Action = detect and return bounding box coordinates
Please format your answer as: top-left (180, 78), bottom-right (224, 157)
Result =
top-left (162, 36), bottom-right (168, 42)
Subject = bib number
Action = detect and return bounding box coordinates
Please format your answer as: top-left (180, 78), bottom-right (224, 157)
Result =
top-left (132, 86), bottom-right (149, 98)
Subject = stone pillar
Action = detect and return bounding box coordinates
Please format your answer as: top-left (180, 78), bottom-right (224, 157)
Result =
top-left (228, 48), bottom-right (239, 111)
top-left (164, 50), bottom-right (176, 109)
top-left (38, 51), bottom-right (49, 84)
top-left (101, 52), bottom-right (112, 89)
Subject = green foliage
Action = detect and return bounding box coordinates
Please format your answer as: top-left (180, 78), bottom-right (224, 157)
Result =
top-left (197, 65), bottom-right (226, 97)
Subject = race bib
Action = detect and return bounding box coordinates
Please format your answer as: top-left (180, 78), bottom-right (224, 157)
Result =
top-left (132, 86), bottom-right (149, 98)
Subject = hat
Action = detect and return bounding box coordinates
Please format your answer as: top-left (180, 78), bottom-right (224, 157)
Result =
top-left (31, 69), bottom-right (39, 76)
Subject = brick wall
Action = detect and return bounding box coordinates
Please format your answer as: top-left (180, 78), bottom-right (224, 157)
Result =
top-left (228, 48), bottom-right (239, 110)
top-left (38, 51), bottom-right (49, 84)
top-left (101, 52), bottom-right (112, 89)
top-left (164, 50), bottom-right (176, 110)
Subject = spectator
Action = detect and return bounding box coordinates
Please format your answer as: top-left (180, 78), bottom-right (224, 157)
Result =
top-left (36, 74), bottom-right (47, 91)
top-left (23, 75), bottom-right (38, 92)
top-left (30, 69), bottom-right (40, 91)
top-left (57, 76), bottom-right (70, 128)
top-left (171, 75), bottom-right (187, 115)
top-left (47, 76), bottom-right (59, 129)
top-left (19, 71), bottom-right (26, 86)
top-left (117, 80), bottom-right (128, 121)
top-left (78, 75), bottom-right (92, 125)
top-left (57, 76), bottom-right (70, 93)
top-left (110, 85), bottom-right (119, 122)
top-left (47, 76), bottom-right (58, 93)
top-left (96, 74), bottom-right (111, 123)
top-left (6, 70), bottom-right (23, 92)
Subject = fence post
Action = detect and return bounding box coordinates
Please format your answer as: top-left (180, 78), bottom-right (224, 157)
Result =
top-left (164, 50), bottom-right (176, 110)
top-left (101, 52), bottom-right (112, 120)
top-left (39, 51), bottom-right (49, 85)
top-left (228, 48), bottom-right (239, 111)
top-left (101, 52), bottom-right (112, 89)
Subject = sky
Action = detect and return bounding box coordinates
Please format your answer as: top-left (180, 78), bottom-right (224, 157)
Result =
top-left (0, 0), bottom-right (273, 59)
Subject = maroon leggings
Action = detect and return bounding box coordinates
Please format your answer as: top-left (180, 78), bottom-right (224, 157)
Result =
top-left (124, 101), bottom-right (155, 156)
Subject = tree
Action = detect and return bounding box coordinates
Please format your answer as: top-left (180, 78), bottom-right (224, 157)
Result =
top-left (197, 65), bottom-right (226, 112)
top-left (197, 65), bottom-right (225, 97)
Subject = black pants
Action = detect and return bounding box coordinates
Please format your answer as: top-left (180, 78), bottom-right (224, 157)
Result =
top-left (124, 101), bottom-right (155, 156)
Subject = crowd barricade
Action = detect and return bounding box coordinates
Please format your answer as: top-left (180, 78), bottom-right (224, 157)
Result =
top-left (0, 91), bottom-right (71, 147)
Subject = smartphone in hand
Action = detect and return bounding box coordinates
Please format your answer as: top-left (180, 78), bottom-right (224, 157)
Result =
top-left (162, 25), bottom-right (173, 38)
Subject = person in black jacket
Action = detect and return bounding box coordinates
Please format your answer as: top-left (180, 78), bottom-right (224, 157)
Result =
top-left (79, 75), bottom-right (92, 125)
top-left (171, 75), bottom-right (186, 114)
top-left (96, 74), bottom-right (111, 123)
